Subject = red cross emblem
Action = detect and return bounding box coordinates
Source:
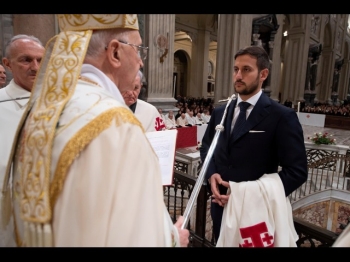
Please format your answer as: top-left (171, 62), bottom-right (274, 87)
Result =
top-left (239, 222), bottom-right (274, 247)
top-left (155, 117), bottom-right (165, 131)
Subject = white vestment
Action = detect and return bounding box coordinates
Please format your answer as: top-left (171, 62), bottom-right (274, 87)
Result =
top-left (176, 117), bottom-right (188, 127)
top-left (4, 65), bottom-right (180, 247)
top-left (0, 80), bottom-right (29, 247)
top-left (194, 116), bottom-right (204, 125)
top-left (216, 173), bottom-right (298, 247)
top-left (202, 114), bottom-right (211, 124)
top-left (134, 99), bottom-right (165, 132)
top-left (164, 116), bottom-right (177, 129)
top-left (186, 115), bottom-right (196, 126)
top-left (0, 80), bottom-right (30, 191)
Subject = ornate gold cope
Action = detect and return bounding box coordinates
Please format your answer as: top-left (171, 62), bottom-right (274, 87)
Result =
top-left (1, 14), bottom-right (139, 247)
top-left (20, 30), bottom-right (92, 224)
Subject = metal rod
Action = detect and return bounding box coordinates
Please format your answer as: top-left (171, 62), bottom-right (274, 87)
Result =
top-left (181, 94), bottom-right (236, 229)
top-left (0, 96), bottom-right (30, 103)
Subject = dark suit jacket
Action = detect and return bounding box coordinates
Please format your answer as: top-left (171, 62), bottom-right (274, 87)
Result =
top-left (200, 92), bottom-right (308, 197)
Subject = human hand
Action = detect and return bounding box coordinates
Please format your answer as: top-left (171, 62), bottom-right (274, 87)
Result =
top-left (174, 216), bottom-right (190, 247)
top-left (209, 173), bottom-right (230, 206)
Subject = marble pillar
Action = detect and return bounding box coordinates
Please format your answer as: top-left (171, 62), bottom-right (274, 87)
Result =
top-left (189, 29), bottom-right (210, 98)
top-left (269, 14), bottom-right (284, 102)
top-left (318, 49), bottom-right (334, 104)
top-left (0, 15), bottom-right (13, 85)
top-left (280, 14), bottom-right (311, 106)
top-left (143, 14), bottom-right (177, 112)
top-left (214, 14), bottom-right (252, 103)
top-left (263, 40), bottom-right (274, 98)
top-left (13, 14), bottom-right (56, 46)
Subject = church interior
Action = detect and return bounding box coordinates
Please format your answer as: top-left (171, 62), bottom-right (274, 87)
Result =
top-left (1, 14), bottom-right (350, 241)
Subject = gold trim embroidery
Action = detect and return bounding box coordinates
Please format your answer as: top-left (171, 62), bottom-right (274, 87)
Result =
top-left (20, 30), bottom-right (92, 224)
top-left (78, 76), bottom-right (101, 87)
top-left (50, 107), bottom-right (142, 208)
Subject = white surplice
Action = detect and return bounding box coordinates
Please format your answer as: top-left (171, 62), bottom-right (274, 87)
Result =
top-left (5, 65), bottom-right (180, 247)
top-left (0, 80), bottom-right (30, 191)
top-left (134, 99), bottom-right (165, 132)
top-left (164, 116), bottom-right (177, 130)
top-left (0, 80), bottom-right (29, 247)
top-left (216, 173), bottom-right (298, 247)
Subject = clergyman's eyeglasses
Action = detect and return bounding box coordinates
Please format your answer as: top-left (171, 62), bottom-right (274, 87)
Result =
top-left (118, 40), bottom-right (148, 61)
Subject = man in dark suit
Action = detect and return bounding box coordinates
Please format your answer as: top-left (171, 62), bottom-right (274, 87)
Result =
top-left (200, 46), bottom-right (308, 242)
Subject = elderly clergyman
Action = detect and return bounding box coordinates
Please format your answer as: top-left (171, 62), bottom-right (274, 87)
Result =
top-left (1, 14), bottom-right (189, 247)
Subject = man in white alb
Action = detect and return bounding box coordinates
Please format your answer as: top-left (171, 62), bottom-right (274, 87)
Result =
top-left (0, 35), bottom-right (44, 199)
top-left (122, 70), bottom-right (165, 132)
top-left (1, 14), bottom-right (189, 247)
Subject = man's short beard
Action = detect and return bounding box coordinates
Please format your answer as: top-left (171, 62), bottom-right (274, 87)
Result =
top-left (234, 75), bottom-right (260, 96)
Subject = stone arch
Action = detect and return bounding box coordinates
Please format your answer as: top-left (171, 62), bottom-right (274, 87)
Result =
top-left (323, 23), bottom-right (333, 49)
top-left (174, 49), bottom-right (190, 98)
top-left (207, 60), bottom-right (215, 96)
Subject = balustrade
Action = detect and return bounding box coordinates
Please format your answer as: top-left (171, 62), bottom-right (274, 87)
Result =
top-left (166, 141), bottom-right (350, 247)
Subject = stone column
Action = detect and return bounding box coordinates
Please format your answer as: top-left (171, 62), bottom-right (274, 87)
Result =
top-left (214, 14), bottom-right (252, 103)
top-left (268, 14), bottom-right (283, 102)
top-left (318, 48), bottom-right (334, 104)
top-left (347, 78), bottom-right (350, 101)
top-left (143, 14), bottom-right (177, 112)
top-left (263, 40), bottom-right (274, 98)
top-left (13, 14), bottom-right (56, 46)
top-left (280, 14), bottom-right (311, 107)
top-left (343, 56), bottom-right (350, 102)
top-left (0, 14), bottom-right (13, 82)
top-left (339, 57), bottom-right (349, 101)
top-left (189, 29), bottom-right (210, 98)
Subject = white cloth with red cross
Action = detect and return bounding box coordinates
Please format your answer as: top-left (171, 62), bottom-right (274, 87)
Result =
top-left (216, 173), bottom-right (298, 247)
top-left (134, 99), bottom-right (165, 132)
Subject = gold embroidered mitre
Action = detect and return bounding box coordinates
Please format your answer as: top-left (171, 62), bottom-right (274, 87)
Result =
top-left (57, 14), bottom-right (139, 31)
top-left (6, 14), bottom-right (140, 246)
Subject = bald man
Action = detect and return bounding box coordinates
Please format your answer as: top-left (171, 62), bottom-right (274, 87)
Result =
top-left (122, 70), bottom-right (165, 132)
top-left (0, 34), bottom-right (45, 200)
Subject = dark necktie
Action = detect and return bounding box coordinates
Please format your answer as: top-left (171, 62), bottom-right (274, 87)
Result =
top-left (232, 102), bottom-right (251, 140)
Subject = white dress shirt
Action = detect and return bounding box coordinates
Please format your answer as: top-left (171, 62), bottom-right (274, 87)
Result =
top-left (231, 90), bottom-right (262, 132)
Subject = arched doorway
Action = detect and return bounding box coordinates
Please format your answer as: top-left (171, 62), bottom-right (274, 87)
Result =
top-left (174, 50), bottom-right (188, 98)
top-left (207, 60), bottom-right (215, 98)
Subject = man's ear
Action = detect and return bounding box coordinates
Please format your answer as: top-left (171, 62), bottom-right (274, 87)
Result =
top-left (260, 68), bottom-right (269, 81)
top-left (2, 58), bottom-right (11, 71)
top-left (106, 40), bottom-right (121, 68)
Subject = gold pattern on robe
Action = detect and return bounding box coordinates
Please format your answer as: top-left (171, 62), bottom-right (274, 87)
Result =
top-left (19, 30), bottom-right (92, 223)
top-left (50, 107), bottom-right (142, 208)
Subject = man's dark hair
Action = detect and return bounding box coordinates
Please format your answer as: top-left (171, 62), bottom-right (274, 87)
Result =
top-left (234, 45), bottom-right (271, 72)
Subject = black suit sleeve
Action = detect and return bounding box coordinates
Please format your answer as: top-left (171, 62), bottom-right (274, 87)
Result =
top-left (200, 107), bottom-right (220, 180)
top-left (276, 109), bottom-right (308, 196)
